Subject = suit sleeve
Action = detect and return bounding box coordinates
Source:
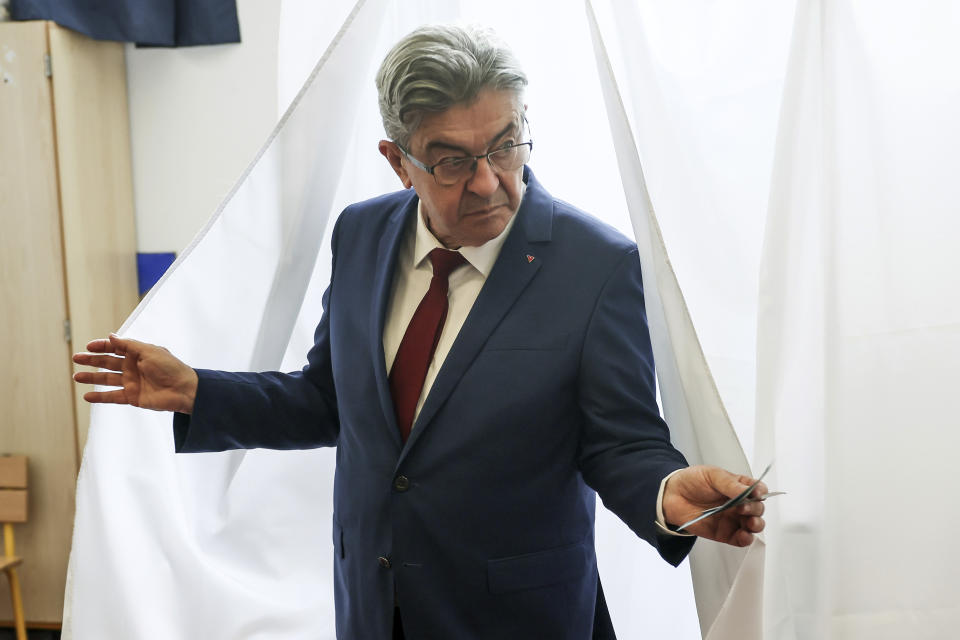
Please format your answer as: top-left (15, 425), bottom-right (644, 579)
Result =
top-left (172, 222), bottom-right (343, 454)
top-left (577, 247), bottom-right (695, 566)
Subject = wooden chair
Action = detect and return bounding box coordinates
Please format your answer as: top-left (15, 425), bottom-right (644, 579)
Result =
top-left (0, 456), bottom-right (27, 640)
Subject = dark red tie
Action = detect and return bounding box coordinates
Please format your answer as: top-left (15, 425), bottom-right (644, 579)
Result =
top-left (389, 248), bottom-right (466, 442)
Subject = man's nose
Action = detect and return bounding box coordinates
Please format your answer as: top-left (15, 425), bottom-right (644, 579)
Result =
top-left (466, 156), bottom-right (500, 197)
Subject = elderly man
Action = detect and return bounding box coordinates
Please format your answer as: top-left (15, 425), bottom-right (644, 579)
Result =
top-left (74, 25), bottom-right (765, 640)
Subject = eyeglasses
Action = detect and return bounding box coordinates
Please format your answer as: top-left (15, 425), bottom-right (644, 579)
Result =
top-left (398, 140), bottom-right (533, 187)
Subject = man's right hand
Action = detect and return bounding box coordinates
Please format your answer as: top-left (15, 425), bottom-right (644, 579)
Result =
top-left (73, 335), bottom-right (198, 414)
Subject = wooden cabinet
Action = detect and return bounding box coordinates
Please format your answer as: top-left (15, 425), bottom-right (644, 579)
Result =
top-left (0, 20), bottom-right (137, 626)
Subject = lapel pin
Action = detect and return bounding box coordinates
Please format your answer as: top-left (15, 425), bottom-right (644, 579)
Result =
top-left (526, 254), bottom-right (535, 263)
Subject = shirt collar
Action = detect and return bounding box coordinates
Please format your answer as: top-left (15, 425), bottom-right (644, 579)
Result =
top-left (412, 197), bottom-right (521, 278)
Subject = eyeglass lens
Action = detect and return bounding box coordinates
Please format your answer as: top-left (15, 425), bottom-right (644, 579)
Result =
top-left (434, 143), bottom-right (531, 185)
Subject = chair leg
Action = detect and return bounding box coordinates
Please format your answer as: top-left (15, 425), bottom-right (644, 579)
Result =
top-left (5, 567), bottom-right (27, 640)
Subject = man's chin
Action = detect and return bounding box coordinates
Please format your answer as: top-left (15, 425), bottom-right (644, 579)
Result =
top-left (459, 213), bottom-right (513, 246)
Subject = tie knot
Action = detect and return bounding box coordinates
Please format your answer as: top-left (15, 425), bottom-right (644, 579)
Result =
top-left (428, 248), bottom-right (466, 280)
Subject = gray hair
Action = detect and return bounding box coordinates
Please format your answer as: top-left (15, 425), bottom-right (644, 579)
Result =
top-left (375, 24), bottom-right (528, 148)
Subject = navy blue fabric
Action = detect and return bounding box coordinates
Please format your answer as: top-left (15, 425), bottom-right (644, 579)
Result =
top-left (173, 168), bottom-right (695, 639)
top-left (10, 0), bottom-right (240, 46)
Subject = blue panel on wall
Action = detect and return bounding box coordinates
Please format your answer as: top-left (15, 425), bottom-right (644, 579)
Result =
top-left (137, 252), bottom-right (176, 296)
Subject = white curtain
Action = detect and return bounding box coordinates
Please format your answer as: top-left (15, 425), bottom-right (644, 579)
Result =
top-left (64, 1), bottom-right (960, 638)
top-left (756, 1), bottom-right (960, 638)
top-left (592, 1), bottom-right (960, 635)
top-left (65, 2), bottom-right (392, 636)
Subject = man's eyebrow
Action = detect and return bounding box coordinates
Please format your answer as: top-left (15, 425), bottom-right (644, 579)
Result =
top-left (424, 122), bottom-right (520, 156)
top-left (486, 122), bottom-right (520, 146)
top-left (424, 140), bottom-right (470, 155)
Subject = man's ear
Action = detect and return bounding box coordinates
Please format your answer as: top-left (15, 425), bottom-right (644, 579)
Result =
top-left (379, 140), bottom-right (413, 189)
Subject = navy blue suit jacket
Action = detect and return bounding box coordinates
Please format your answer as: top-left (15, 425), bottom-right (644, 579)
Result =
top-left (174, 168), bottom-right (694, 639)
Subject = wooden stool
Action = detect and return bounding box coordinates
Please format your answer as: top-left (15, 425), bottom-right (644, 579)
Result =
top-left (0, 456), bottom-right (27, 640)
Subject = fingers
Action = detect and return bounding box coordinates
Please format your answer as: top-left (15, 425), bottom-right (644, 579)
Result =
top-left (81, 334), bottom-right (162, 362)
top-left (715, 503), bottom-right (764, 548)
top-left (734, 472), bottom-right (769, 497)
top-left (711, 468), bottom-right (755, 500)
top-left (732, 530), bottom-right (755, 547)
top-left (85, 337), bottom-right (118, 354)
top-left (735, 500), bottom-right (765, 534)
top-left (737, 500), bottom-right (765, 517)
top-left (73, 353), bottom-right (124, 371)
top-left (109, 333), bottom-right (131, 356)
top-left (83, 389), bottom-right (132, 405)
top-left (742, 515), bottom-right (765, 533)
top-left (73, 371), bottom-right (123, 387)
top-left (731, 473), bottom-right (770, 503)
top-left (730, 516), bottom-right (764, 547)
top-left (724, 512), bottom-right (764, 549)
top-left (85, 333), bottom-right (138, 356)
top-left (87, 333), bottom-right (145, 357)
top-left (724, 518), bottom-right (763, 547)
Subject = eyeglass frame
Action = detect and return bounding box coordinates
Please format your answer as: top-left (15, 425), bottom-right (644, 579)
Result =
top-left (396, 131), bottom-right (534, 187)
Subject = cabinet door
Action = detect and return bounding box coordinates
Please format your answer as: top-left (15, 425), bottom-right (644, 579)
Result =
top-left (48, 22), bottom-right (139, 455)
top-left (0, 21), bottom-right (80, 624)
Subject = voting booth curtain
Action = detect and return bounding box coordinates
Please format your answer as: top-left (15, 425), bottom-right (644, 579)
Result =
top-left (755, 1), bottom-right (960, 637)
top-left (63, 1), bottom-right (960, 638)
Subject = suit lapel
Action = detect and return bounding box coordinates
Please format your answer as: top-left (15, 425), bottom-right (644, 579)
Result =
top-left (370, 192), bottom-right (418, 449)
top-left (399, 168), bottom-right (554, 462)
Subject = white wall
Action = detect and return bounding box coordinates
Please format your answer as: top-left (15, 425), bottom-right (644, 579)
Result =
top-left (125, 0), bottom-right (280, 254)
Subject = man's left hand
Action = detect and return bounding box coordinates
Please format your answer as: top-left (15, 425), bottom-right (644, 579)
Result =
top-left (662, 465), bottom-right (767, 547)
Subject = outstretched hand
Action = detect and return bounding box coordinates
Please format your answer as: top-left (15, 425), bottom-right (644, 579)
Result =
top-left (72, 335), bottom-right (198, 414)
top-left (662, 465), bottom-right (767, 547)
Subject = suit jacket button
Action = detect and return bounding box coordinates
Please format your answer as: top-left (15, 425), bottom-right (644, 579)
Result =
top-left (394, 475), bottom-right (410, 492)
top-left (378, 556), bottom-right (392, 569)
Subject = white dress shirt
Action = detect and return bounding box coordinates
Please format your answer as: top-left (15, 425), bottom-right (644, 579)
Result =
top-left (382, 201), bottom-right (518, 425)
top-left (381, 198), bottom-right (686, 536)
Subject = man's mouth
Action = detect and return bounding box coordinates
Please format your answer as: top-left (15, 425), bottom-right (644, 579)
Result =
top-left (466, 204), bottom-right (505, 216)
